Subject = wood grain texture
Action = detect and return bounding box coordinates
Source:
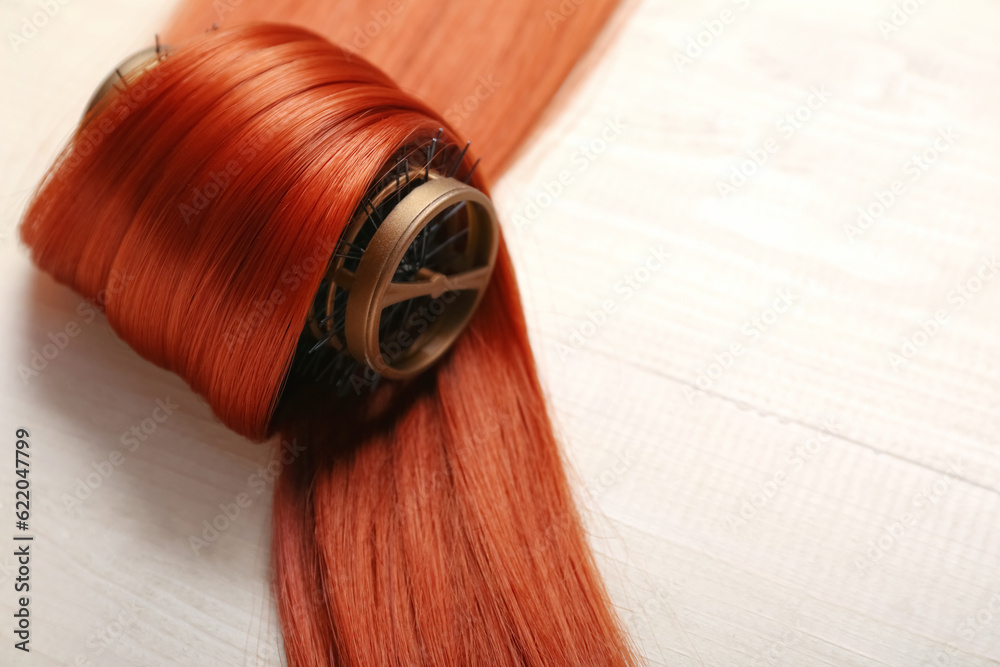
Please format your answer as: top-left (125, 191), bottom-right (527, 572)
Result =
top-left (1, 0), bottom-right (999, 664)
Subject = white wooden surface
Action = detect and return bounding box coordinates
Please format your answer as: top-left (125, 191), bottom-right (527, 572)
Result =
top-left (2, 0), bottom-right (1000, 664)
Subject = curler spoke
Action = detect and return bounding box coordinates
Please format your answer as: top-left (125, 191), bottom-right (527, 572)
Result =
top-left (382, 265), bottom-right (490, 306)
top-left (332, 266), bottom-right (355, 289)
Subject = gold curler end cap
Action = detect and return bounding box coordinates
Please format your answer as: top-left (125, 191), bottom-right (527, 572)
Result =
top-left (316, 172), bottom-right (500, 380)
top-left (84, 43), bottom-right (169, 117)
